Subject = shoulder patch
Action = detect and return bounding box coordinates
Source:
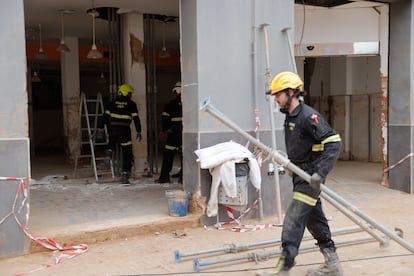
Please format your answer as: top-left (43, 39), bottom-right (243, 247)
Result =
top-left (311, 114), bottom-right (319, 124)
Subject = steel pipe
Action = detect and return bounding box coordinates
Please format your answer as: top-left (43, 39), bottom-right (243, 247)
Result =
top-left (175, 226), bottom-right (361, 262)
top-left (193, 234), bottom-right (387, 272)
top-left (260, 23), bottom-right (283, 225)
top-left (199, 98), bottom-right (414, 254)
top-left (322, 192), bottom-right (389, 248)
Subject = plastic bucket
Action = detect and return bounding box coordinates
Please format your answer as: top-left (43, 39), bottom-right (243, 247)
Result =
top-left (165, 190), bottom-right (189, 217)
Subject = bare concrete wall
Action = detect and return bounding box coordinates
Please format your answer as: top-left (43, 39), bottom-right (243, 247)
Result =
top-left (388, 1), bottom-right (414, 193)
top-left (307, 56), bottom-right (382, 162)
top-left (0, 0), bottom-right (31, 257)
top-left (181, 0), bottom-right (295, 222)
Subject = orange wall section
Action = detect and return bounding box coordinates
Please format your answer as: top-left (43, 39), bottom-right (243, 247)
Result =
top-left (26, 41), bottom-right (179, 66)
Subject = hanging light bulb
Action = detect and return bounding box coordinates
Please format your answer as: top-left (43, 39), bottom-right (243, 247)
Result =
top-left (31, 61), bottom-right (41, 83)
top-left (32, 71), bottom-right (41, 83)
top-left (159, 22), bottom-right (170, 58)
top-left (56, 9), bottom-right (74, 53)
top-left (87, 7), bottom-right (103, 59)
top-left (98, 71), bottom-right (107, 84)
top-left (35, 23), bottom-right (47, 60)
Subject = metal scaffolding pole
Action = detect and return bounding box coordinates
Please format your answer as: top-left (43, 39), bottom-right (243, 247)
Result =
top-left (193, 234), bottom-right (388, 272)
top-left (199, 98), bottom-right (414, 255)
top-left (175, 226), bottom-right (361, 262)
top-left (260, 23), bottom-right (283, 225)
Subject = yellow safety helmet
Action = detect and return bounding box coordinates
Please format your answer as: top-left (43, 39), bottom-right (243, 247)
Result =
top-left (118, 83), bottom-right (134, 97)
top-left (270, 71), bottom-right (303, 95)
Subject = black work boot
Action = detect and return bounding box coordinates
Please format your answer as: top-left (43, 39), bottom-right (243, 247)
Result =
top-left (155, 177), bottom-right (170, 184)
top-left (307, 246), bottom-right (343, 276)
top-left (121, 172), bottom-right (130, 184)
top-left (256, 254), bottom-right (291, 276)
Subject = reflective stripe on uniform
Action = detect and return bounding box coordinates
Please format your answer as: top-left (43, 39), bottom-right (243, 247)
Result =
top-left (121, 141), bottom-right (132, 146)
top-left (312, 134), bottom-right (341, 152)
top-left (162, 111), bottom-right (170, 116)
top-left (293, 191), bottom-right (317, 206)
top-left (110, 113), bottom-right (132, 120)
top-left (171, 117), bottom-right (182, 122)
top-left (165, 144), bottom-right (180, 151)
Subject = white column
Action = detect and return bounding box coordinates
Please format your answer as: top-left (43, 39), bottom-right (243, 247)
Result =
top-left (121, 12), bottom-right (147, 176)
top-left (61, 36), bottom-right (80, 162)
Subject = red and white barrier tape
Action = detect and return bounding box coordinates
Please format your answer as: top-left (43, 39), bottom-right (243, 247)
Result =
top-left (384, 152), bottom-right (414, 173)
top-left (214, 198), bottom-right (280, 232)
top-left (0, 176), bottom-right (88, 275)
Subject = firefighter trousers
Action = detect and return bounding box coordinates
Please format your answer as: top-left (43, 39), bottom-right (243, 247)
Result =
top-left (108, 125), bottom-right (133, 173)
top-left (280, 180), bottom-right (334, 268)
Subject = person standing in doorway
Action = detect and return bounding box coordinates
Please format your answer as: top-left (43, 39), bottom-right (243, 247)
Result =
top-left (256, 71), bottom-right (342, 276)
top-left (156, 81), bottom-right (183, 184)
top-left (99, 83), bottom-right (142, 184)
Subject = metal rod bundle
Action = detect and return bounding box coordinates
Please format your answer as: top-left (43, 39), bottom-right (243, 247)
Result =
top-left (175, 226), bottom-right (361, 262)
top-left (193, 233), bottom-right (389, 272)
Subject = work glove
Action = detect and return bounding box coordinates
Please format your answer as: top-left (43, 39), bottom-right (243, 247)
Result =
top-left (136, 133), bottom-right (142, 142)
top-left (310, 172), bottom-right (322, 191)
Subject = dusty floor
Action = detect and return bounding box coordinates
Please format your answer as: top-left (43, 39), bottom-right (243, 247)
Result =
top-left (1, 161), bottom-right (414, 275)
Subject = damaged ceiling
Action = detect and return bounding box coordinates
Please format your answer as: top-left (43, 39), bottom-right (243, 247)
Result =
top-left (294, 0), bottom-right (388, 8)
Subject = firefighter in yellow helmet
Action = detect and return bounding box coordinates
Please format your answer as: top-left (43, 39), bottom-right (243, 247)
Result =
top-left (99, 84), bottom-right (142, 184)
top-left (256, 72), bottom-right (342, 276)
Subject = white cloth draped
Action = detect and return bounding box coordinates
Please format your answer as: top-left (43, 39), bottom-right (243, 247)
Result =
top-left (194, 141), bottom-right (261, 217)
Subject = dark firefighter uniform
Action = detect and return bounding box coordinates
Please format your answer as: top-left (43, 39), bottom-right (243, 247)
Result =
top-left (101, 95), bottom-right (141, 175)
top-left (281, 101), bottom-right (341, 269)
top-left (157, 95), bottom-right (182, 183)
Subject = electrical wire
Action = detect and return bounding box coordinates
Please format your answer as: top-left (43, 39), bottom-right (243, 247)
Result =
top-left (113, 253), bottom-right (413, 275)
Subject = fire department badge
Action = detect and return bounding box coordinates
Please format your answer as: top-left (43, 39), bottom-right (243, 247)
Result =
top-left (311, 114), bottom-right (319, 124)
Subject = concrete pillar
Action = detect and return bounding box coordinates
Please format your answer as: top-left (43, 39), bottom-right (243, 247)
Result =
top-left (181, 0), bottom-right (294, 224)
top-left (0, 0), bottom-right (30, 257)
top-left (121, 12), bottom-right (147, 176)
top-left (61, 37), bottom-right (80, 163)
top-left (388, 1), bottom-right (414, 193)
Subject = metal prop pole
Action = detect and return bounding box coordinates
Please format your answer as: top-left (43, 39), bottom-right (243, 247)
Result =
top-left (281, 27), bottom-right (297, 73)
top-left (193, 234), bottom-right (388, 272)
top-left (259, 23), bottom-right (283, 224)
top-left (199, 97), bottom-right (414, 254)
top-left (175, 225), bottom-right (361, 262)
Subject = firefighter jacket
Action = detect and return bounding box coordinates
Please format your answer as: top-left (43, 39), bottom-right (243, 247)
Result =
top-left (161, 96), bottom-right (182, 133)
top-left (284, 101), bottom-right (341, 179)
top-left (101, 96), bottom-right (141, 133)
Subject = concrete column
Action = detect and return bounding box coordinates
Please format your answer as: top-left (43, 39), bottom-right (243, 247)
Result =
top-left (181, 0), bottom-right (294, 224)
top-left (0, 0), bottom-right (30, 257)
top-left (61, 37), bottom-right (80, 163)
top-left (121, 12), bottom-right (147, 176)
top-left (388, 1), bottom-right (414, 193)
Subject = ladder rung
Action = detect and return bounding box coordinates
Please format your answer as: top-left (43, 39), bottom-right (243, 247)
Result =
top-left (94, 142), bottom-right (108, 146)
top-left (98, 171), bottom-right (114, 175)
top-left (95, 157), bottom-right (110, 161)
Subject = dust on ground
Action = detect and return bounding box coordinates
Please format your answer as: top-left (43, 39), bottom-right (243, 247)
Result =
top-left (1, 185), bottom-right (413, 276)
top-left (1, 161), bottom-right (414, 275)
